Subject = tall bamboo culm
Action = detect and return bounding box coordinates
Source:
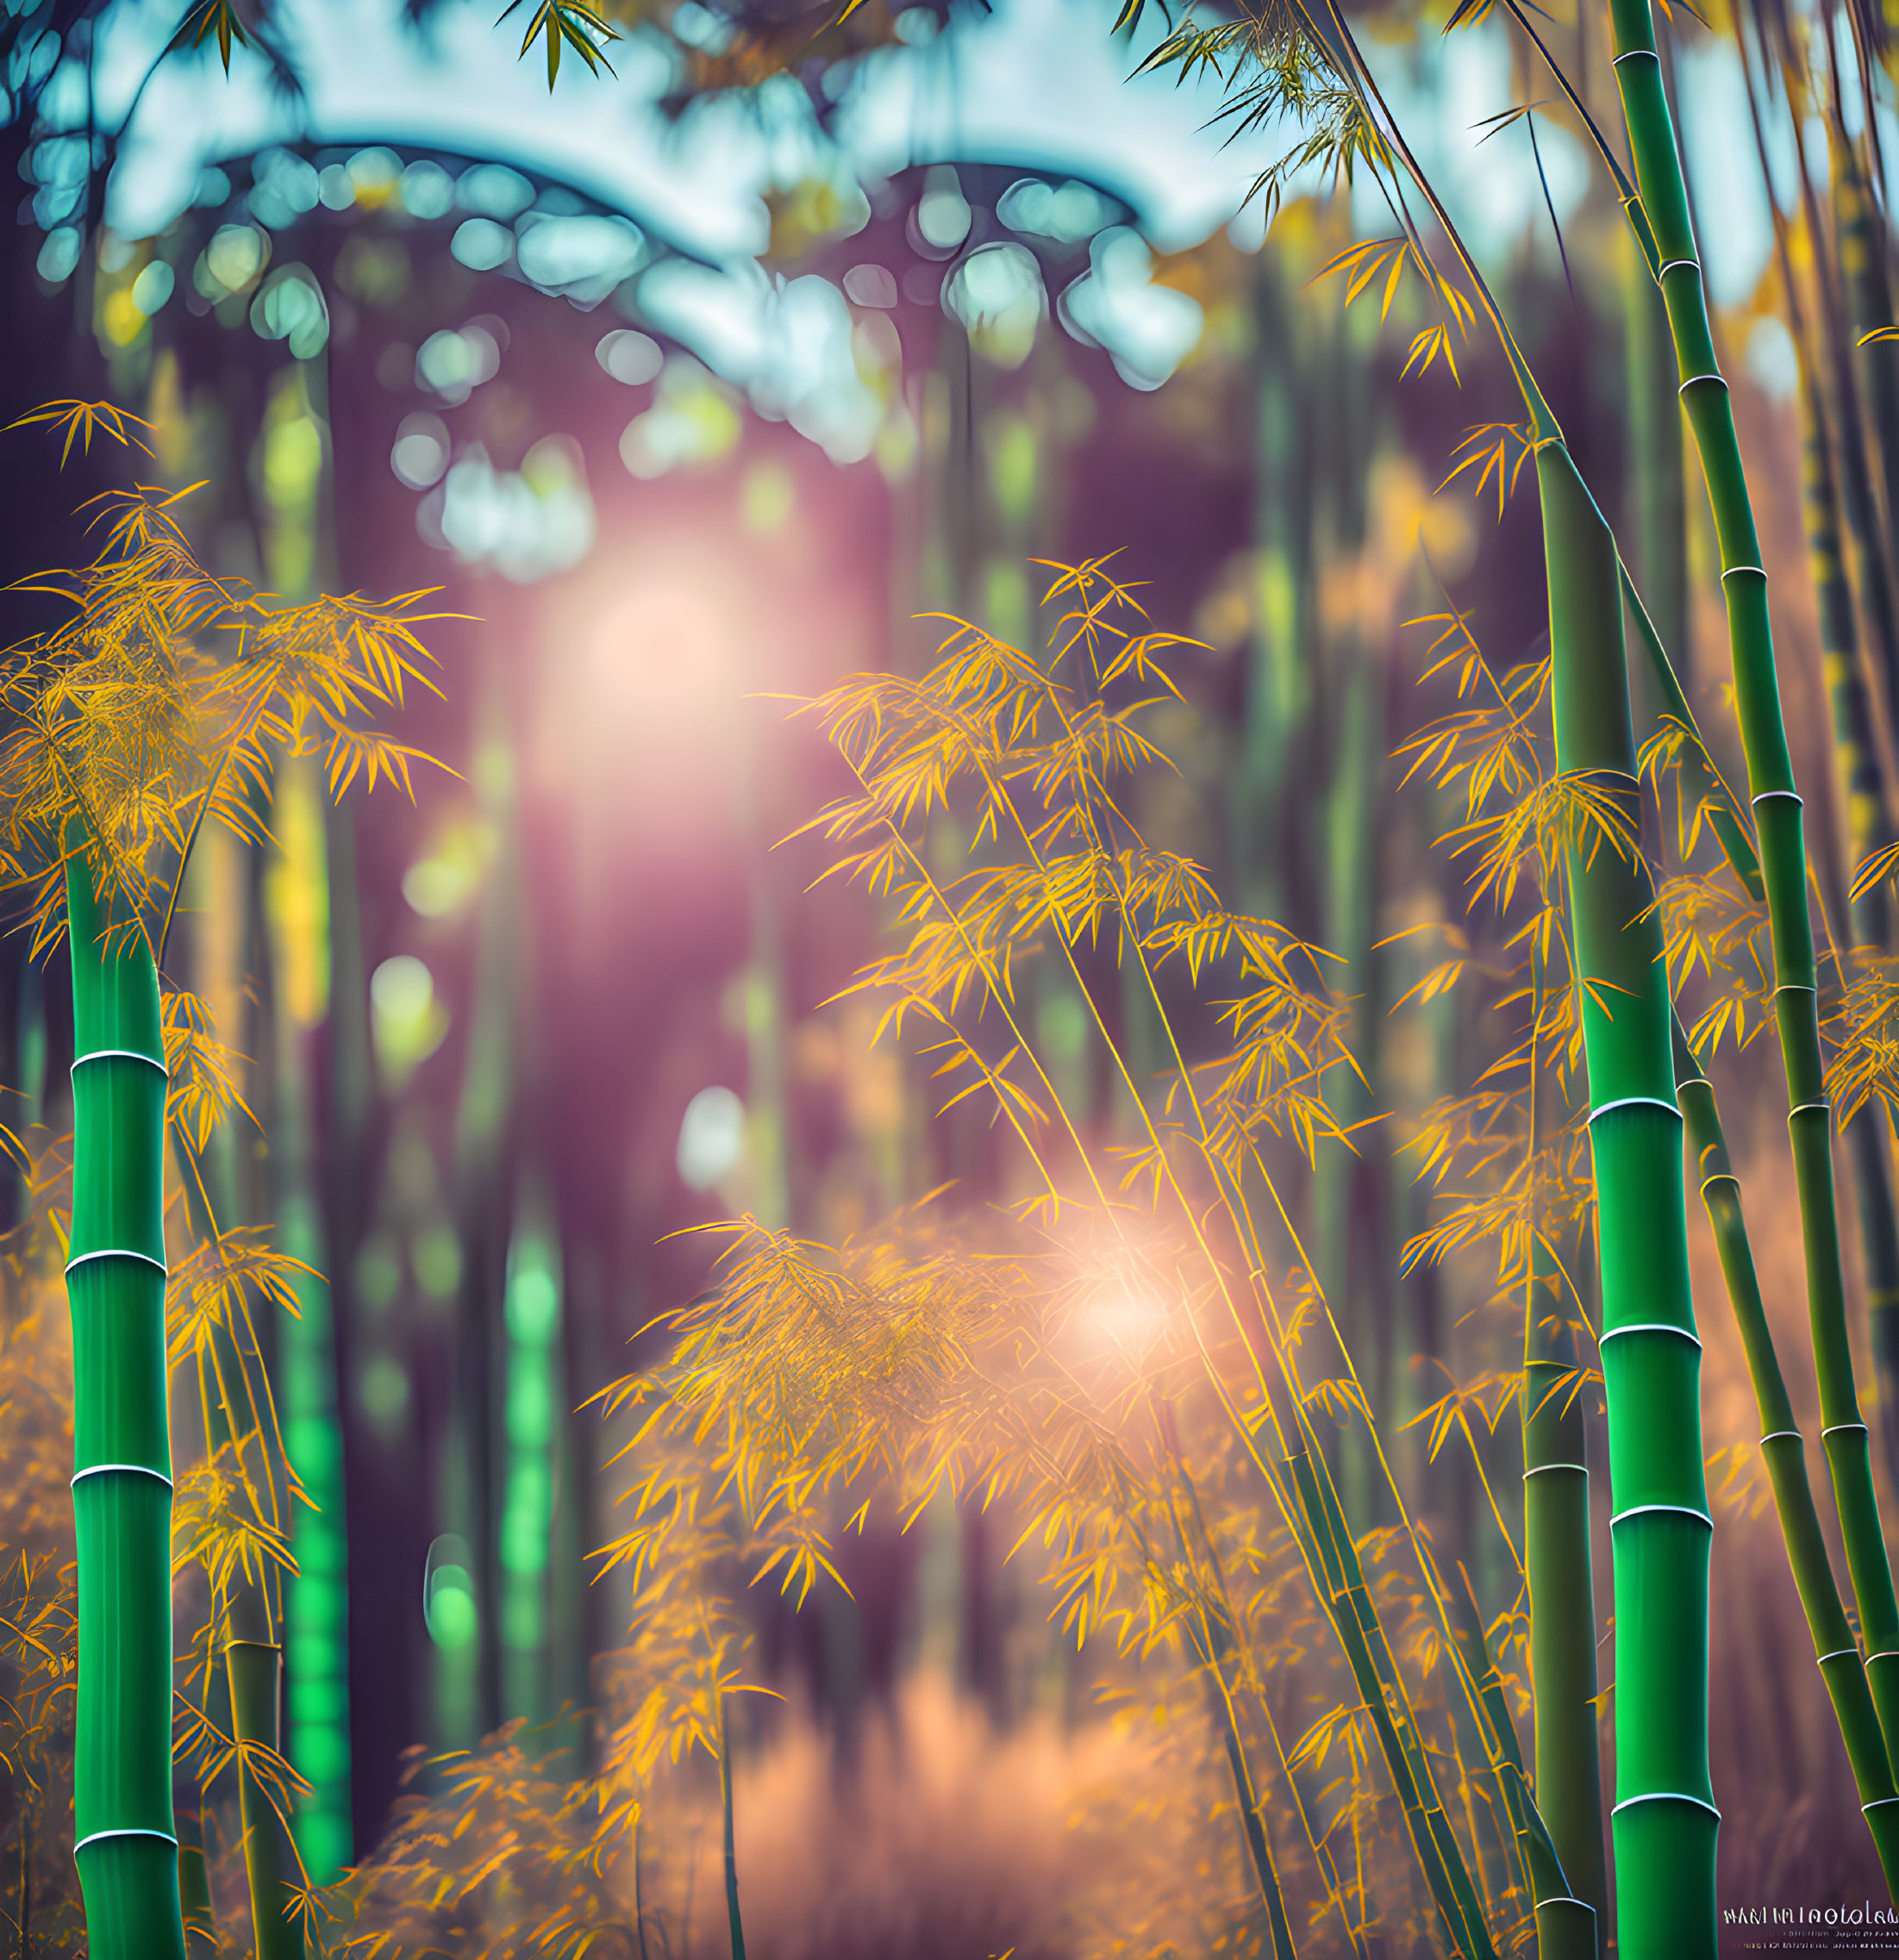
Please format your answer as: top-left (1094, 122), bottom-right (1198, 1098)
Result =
top-left (64, 834), bottom-right (189, 1960)
top-left (1606, 0), bottom-right (1899, 1769)
top-left (1537, 443), bottom-right (1715, 1958)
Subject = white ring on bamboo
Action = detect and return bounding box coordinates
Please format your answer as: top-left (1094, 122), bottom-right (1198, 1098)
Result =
top-left (1722, 565), bottom-right (1769, 581)
top-left (1534, 1897), bottom-right (1597, 1916)
top-left (73, 1827), bottom-right (178, 1857)
top-left (1523, 1464), bottom-right (1587, 1478)
top-left (1656, 259), bottom-right (1699, 278)
top-left (70, 1047), bottom-right (168, 1078)
top-left (1752, 789), bottom-right (1802, 804)
top-left (1677, 1077), bottom-right (1711, 1091)
top-left (1611, 46), bottom-right (1660, 61)
top-left (1790, 1102), bottom-right (1832, 1117)
top-left (1823, 1422), bottom-right (1871, 1436)
top-left (1610, 1502), bottom-right (1715, 1528)
top-left (70, 1463), bottom-right (172, 1489)
top-left (1816, 1648), bottom-right (1862, 1665)
top-left (1866, 1651), bottom-right (1899, 1663)
top-left (1759, 1430), bottom-right (1803, 1444)
top-left (1867, 1798), bottom-right (1899, 1812)
top-left (1611, 1791), bottom-right (1721, 1819)
top-left (1775, 983), bottom-right (1820, 995)
top-left (1586, 1096), bottom-right (1683, 1124)
top-left (64, 1247), bottom-right (166, 1276)
top-left (1600, 1321), bottom-right (1702, 1349)
top-left (1678, 373), bottom-right (1729, 394)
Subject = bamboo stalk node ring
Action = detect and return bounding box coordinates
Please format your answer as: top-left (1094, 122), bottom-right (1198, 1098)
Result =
top-left (1611, 1792), bottom-right (1723, 1819)
top-left (64, 1248), bottom-right (166, 1277)
top-left (1752, 788), bottom-right (1803, 804)
top-left (1700, 1172), bottom-right (1741, 1195)
top-left (1601, 1321), bottom-right (1702, 1349)
top-left (70, 1464), bottom-right (172, 1490)
top-left (1610, 1503), bottom-right (1715, 1528)
top-left (1818, 1649), bottom-right (1865, 1665)
top-left (1724, 567), bottom-right (1770, 584)
top-left (1758, 1430), bottom-right (1804, 1445)
top-left (1826, 1422), bottom-right (1873, 1436)
top-left (1791, 1102), bottom-right (1833, 1119)
top-left (1678, 375), bottom-right (1730, 399)
top-left (1588, 1098), bottom-right (1684, 1125)
top-left (1866, 1800), bottom-right (1899, 1813)
top-left (70, 1049), bottom-right (169, 1079)
top-left (1656, 259), bottom-right (1699, 279)
top-left (72, 1830), bottom-right (178, 1857)
top-left (1523, 1464), bottom-right (1589, 1477)
top-left (1613, 47), bottom-right (1661, 63)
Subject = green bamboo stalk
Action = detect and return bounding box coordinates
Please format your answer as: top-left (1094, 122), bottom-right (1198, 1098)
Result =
top-left (227, 1627), bottom-right (299, 1960)
top-left (1831, 88), bottom-right (1899, 615)
top-left (1521, 1007), bottom-right (1607, 1957)
top-left (64, 834), bottom-right (189, 1960)
top-left (1795, 360), bottom-right (1899, 1503)
top-left (1607, 0), bottom-right (1899, 1780)
top-left (1538, 440), bottom-right (1716, 1959)
top-left (1624, 228), bottom-right (1690, 692)
top-left (1265, 26), bottom-right (1716, 1937)
top-left (1811, 108), bottom-right (1899, 1494)
top-left (1671, 1014), bottom-right (1899, 1889)
top-left (1735, 0), bottom-right (1899, 1513)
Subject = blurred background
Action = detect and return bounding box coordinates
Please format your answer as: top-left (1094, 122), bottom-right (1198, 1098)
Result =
top-left (0, 0), bottom-right (1883, 1951)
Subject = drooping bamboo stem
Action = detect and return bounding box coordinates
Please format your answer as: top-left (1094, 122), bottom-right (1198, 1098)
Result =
top-left (1538, 442), bottom-right (1715, 1959)
top-left (1671, 1014), bottom-right (1899, 1891)
top-left (64, 836), bottom-right (189, 1960)
top-left (1607, 0), bottom-right (1899, 1778)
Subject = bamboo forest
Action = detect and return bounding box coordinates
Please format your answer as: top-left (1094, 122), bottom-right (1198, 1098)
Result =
top-left (16, 0), bottom-right (1899, 1955)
